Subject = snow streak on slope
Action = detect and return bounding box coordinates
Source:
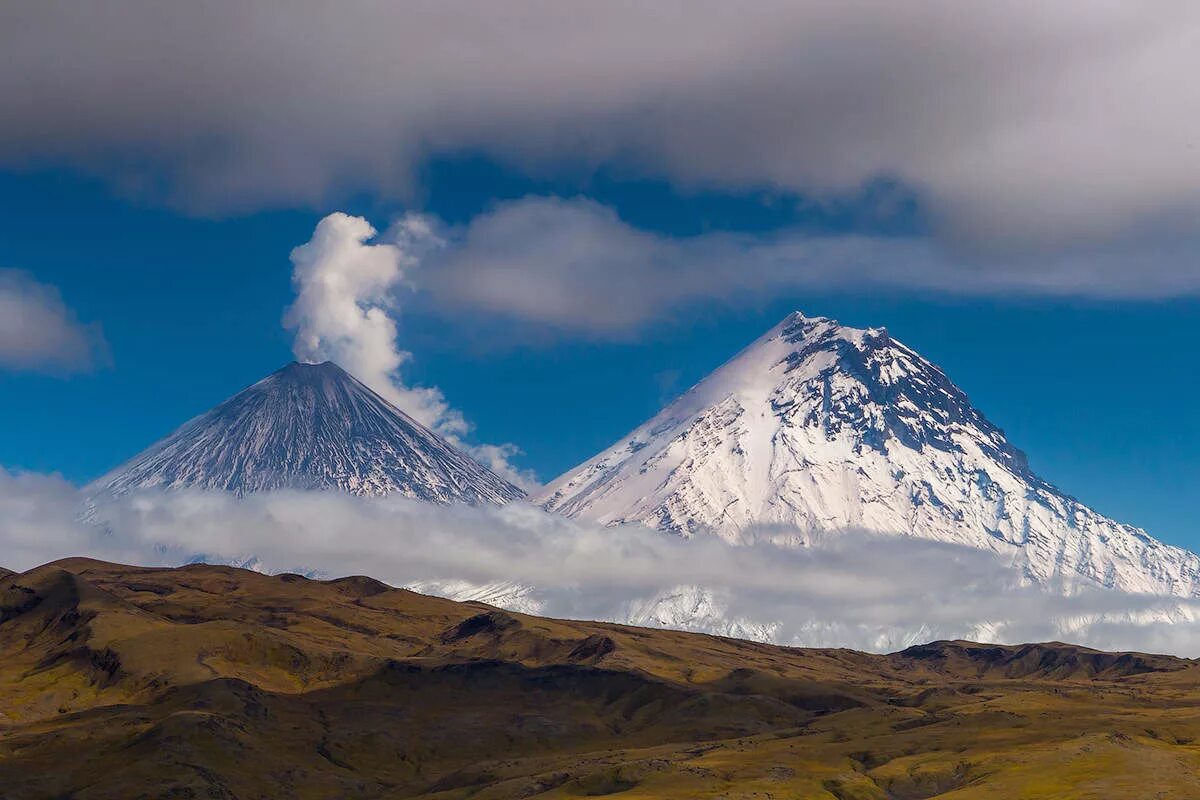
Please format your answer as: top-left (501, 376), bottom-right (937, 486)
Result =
top-left (89, 361), bottom-right (524, 505)
top-left (536, 312), bottom-right (1200, 597)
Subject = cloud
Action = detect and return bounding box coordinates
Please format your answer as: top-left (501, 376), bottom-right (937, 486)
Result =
top-left (283, 213), bottom-right (537, 488)
top-left (2, 2), bottom-right (1199, 252)
top-left (417, 196), bottom-right (1200, 336)
top-left (9, 469), bottom-right (1200, 656)
top-left (0, 270), bottom-right (108, 373)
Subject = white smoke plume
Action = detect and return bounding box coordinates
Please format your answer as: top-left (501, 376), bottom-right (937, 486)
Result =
top-left (283, 212), bottom-right (536, 489)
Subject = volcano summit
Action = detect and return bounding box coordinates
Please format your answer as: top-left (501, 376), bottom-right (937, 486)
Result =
top-left (89, 361), bottom-right (523, 505)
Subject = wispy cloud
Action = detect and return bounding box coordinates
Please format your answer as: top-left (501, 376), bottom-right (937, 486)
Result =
top-left (0, 270), bottom-right (109, 374)
top-left (9, 470), bottom-right (1200, 656)
top-left (414, 197), bottom-right (1200, 337)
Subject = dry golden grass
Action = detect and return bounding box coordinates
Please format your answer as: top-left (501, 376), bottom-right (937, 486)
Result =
top-left (3, 558), bottom-right (1200, 799)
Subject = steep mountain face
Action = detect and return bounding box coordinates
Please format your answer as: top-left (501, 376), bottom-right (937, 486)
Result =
top-left (536, 312), bottom-right (1200, 597)
top-left (88, 361), bottom-right (523, 505)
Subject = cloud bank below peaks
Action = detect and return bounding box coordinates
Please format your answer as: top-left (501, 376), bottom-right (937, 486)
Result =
top-left (8, 469), bottom-right (1200, 657)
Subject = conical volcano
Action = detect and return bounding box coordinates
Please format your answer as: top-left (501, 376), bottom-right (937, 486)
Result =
top-left (89, 361), bottom-right (524, 504)
top-left (535, 312), bottom-right (1200, 596)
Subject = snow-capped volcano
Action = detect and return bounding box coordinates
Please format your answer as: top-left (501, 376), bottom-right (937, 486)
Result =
top-left (88, 361), bottom-right (524, 505)
top-left (535, 312), bottom-right (1200, 597)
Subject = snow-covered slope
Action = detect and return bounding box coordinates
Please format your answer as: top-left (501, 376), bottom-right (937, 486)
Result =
top-left (535, 312), bottom-right (1200, 597)
top-left (88, 361), bottom-right (524, 505)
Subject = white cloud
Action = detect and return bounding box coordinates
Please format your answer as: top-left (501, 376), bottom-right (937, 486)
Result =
top-left (419, 197), bottom-right (1200, 336)
top-left (2, 2), bottom-right (1199, 253)
top-left (283, 213), bottom-right (536, 487)
top-left (9, 469), bottom-right (1200, 657)
top-left (0, 270), bottom-right (108, 373)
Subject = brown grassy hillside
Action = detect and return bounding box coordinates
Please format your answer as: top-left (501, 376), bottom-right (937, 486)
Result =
top-left (2, 559), bottom-right (1200, 799)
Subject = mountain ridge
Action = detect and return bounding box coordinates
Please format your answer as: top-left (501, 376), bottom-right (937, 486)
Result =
top-left (535, 311), bottom-right (1200, 597)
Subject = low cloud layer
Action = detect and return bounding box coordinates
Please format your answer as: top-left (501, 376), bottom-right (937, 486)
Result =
top-left (0, 270), bottom-right (108, 373)
top-left (408, 197), bottom-right (1200, 336)
top-left (8, 469), bottom-right (1200, 656)
top-left (283, 213), bottom-right (535, 487)
top-left (3, 2), bottom-right (1199, 254)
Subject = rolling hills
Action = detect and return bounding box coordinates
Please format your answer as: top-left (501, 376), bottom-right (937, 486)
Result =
top-left (4, 559), bottom-right (1200, 798)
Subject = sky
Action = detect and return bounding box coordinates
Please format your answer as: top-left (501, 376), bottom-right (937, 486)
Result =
top-left (1, 2), bottom-right (1198, 548)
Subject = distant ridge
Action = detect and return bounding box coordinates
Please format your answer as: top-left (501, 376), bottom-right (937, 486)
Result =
top-left (88, 361), bottom-right (523, 505)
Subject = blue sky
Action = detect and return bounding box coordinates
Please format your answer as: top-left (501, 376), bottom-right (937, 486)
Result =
top-left (0, 3), bottom-right (1197, 549)
top-left (1, 162), bottom-right (1198, 548)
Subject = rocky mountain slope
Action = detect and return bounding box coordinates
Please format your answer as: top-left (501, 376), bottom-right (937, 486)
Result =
top-left (536, 312), bottom-right (1200, 597)
top-left (4, 558), bottom-right (1200, 799)
top-left (88, 360), bottom-right (523, 505)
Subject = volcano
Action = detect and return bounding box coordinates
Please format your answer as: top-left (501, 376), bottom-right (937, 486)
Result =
top-left (88, 361), bottom-right (524, 505)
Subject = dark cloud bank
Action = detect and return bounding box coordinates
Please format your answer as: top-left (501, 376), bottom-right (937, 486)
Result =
top-left (5, 2), bottom-right (1197, 244)
top-left (5, 3), bottom-right (1199, 332)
